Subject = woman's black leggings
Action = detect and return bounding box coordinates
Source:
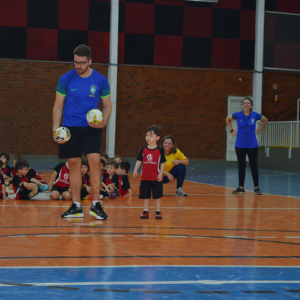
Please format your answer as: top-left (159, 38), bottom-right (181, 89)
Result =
top-left (235, 147), bottom-right (259, 187)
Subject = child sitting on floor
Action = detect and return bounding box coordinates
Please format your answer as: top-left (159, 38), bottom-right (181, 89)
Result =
top-left (101, 152), bottom-right (109, 175)
top-left (49, 162), bottom-right (71, 200)
top-left (0, 152), bottom-right (12, 185)
top-left (0, 161), bottom-right (8, 199)
top-left (102, 161), bottom-right (119, 199)
top-left (116, 161), bottom-right (132, 197)
top-left (12, 159), bottom-right (45, 200)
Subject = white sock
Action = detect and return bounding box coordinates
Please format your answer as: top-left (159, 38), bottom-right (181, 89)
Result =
top-left (93, 200), bottom-right (99, 206)
top-left (144, 209), bottom-right (149, 212)
top-left (74, 202), bottom-right (81, 208)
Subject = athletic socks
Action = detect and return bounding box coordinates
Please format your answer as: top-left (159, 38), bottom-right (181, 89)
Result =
top-left (74, 202), bottom-right (81, 208)
top-left (93, 200), bottom-right (99, 206)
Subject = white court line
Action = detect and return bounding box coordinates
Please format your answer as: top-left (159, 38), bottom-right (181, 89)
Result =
top-left (8, 236), bottom-right (27, 238)
top-left (0, 265), bottom-right (300, 269)
top-left (255, 237), bottom-right (277, 239)
top-left (2, 280), bottom-right (300, 287)
top-left (36, 235), bottom-right (60, 237)
top-left (1, 205), bottom-right (300, 210)
top-left (73, 223), bottom-right (89, 225)
top-left (284, 237), bottom-right (300, 238)
top-left (165, 236), bottom-right (187, 238)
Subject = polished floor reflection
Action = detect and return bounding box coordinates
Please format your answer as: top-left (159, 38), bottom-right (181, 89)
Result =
top-left (1, 166), bottom-right (300, 299)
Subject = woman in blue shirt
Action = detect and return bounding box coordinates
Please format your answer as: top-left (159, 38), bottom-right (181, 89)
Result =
top-left (226, 97), bottom-right (268, 195)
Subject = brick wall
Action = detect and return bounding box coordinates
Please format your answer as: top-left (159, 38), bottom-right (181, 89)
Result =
top-left (262, 71), bottom-right (300, 120)
top-left (0, 60), bottom-right (255, 159)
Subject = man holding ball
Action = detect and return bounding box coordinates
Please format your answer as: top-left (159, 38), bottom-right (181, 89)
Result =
top-left (53, 44), bottom-right (111, 219)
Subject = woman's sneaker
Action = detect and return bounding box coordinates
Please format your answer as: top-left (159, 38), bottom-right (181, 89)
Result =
top-left (89, 202), bottom-right (108, 220)
top-left (254, 188), bottom-right (262, 195)
top-left (61, 203), bottom-right (84, 218)
top-left (140, 211), bottom-right (149, 219)
top-left (232, 187), bottom-right (245, 194)
top-left (176, 188), bottom-right (187, 196)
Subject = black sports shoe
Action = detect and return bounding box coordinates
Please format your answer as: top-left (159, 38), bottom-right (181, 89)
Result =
top-left (89, 202), bottom-right (108, 220)
top-left (254, 188), bottom-right (262, 195)
top-left (232, 187), bottom-right (245, 194)
top-left (140, 211), bottom-right (149, 219)
top-left (61, 203), bottom-right (84, 218)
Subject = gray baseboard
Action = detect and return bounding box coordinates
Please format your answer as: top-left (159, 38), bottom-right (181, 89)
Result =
top-left (258, 147), bottom-right (300, 171)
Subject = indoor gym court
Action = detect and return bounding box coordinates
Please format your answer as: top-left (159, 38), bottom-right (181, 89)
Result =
top-left (1, 158), bottom-right (300, 299)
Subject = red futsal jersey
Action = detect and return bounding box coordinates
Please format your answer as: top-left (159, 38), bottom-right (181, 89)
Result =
top-left (102, 173), bottom-right (119, 187)
top-left (1, 165), bottom-right (11, 177)
top-left (82, 174), bottom-right (90, 188)
top-left (28, 168), bottom-right (47, 184)
top-left (116, 175), bottom-right (131, 196)
top-left (10, 167), bottom-right (16, 178)
top-left (137, 146), bottom-right (166, 181)
top-left (53, 163), bottom-right (69, 188)
top-left (12, 174), bottom-right (33, 200)
top-left (0, 175), bottom-right (5, 198)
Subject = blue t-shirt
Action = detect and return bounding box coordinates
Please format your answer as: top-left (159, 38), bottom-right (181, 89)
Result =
top-left (232, 111), bottom-right (263, 148)
top-left (56, 69), bottom-right (110, 127)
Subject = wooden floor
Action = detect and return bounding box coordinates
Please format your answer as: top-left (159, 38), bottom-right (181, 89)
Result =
top-left (1, 172), bottom-right (300, 268)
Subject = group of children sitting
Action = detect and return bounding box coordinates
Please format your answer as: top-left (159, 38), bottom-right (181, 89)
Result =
top-left (0, 152), bottom-right (49, 200)
top-left (49, 153), bottom-right (132, 200)
top-left (0, 152), bottom-right (132, 201)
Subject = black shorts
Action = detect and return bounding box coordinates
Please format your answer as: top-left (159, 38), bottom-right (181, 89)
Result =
top-left (59, 126), bottom-right (102, 159)
top-left (51, 185), bottom-right (69, 195)
top-left (81, 187), bottom-right (89, 199)
top-left (139, 180), bottom-right (163, 200)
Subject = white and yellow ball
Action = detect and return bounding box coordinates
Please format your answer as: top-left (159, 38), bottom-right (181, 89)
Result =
top-left (55, 127), bottom-right (71, 143)
top-left (87, 109), bottom-right (103, 125)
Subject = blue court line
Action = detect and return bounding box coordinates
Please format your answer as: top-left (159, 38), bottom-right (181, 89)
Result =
top-left (1, 266), bottom-right (300, 299)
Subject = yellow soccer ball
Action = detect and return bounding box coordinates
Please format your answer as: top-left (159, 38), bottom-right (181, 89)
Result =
top-left (55, 127), bottom-right (71, 143)
top-left (87, 109), bottom-right (103, 125)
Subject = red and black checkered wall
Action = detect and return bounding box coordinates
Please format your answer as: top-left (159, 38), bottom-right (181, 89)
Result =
top-left (0, 0), bottom-right (258, 69)
top-left (264, 0), bottom-right (300, 70)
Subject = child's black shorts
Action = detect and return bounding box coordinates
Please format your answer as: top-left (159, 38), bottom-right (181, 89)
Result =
top-left (81, 187), bottom-right (89, 199)
top-left (139, 180), bottom-right (163, 200)
top-left (51, 185), bottom-right (69, 195)
top-left (59, 126), bottom-right (102, 159)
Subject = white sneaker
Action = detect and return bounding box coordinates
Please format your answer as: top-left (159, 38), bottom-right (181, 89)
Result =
top-left (176, 188), bottom-right (187, 197)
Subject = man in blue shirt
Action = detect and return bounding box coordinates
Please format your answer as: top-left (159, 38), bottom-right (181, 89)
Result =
top-left (53, 44), bottom-right (111, 220)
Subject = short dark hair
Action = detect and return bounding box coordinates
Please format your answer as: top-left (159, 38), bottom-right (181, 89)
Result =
top-left (100, 158), bottom-right (106, 166)
top-left (15, 159), bottom-right (29, 171)
top-left (13, 154), bottom-right (21, 161)
top-left (81, 160), bottom-right (89, 172)
top-left (0, 152), bottom-right (10, 162)
top-left (114, 155), bottom-right (123, 162)
top-left (119, 161), bottom-right (130, 174)
top-left (146, 125), bottom-right (162, 137)
top-left (107, 161), bottom-right (119, 169)
top-left (161, 135), bottom-right (178, 154)
top-left (73, 44), bottom-right (91, 60)
top-left (101, 152), bottom-right (109, 160)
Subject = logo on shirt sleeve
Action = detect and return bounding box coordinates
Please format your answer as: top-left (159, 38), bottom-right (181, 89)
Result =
top-left (90, 85), bottom-right (97, 97)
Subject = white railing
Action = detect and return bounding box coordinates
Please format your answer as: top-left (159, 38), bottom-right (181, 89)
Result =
top-left (259, 121), bottom-right (300, 159)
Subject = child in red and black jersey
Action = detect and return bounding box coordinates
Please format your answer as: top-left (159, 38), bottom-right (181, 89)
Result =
top-left (0, 152), bottom-right (12, 185)
top-left (101, 161), bottom-right (119, 199)
top-left (100, 152), bottom-right (109, 176)
top-left (81, 160), bottom-right (92, 199)
top-left (133, 125), bottom-right (166, 219)
top-left (10, 155), bottom-right (22, 179)
top-left (116, 161), bottom-right (132, 197)
top-left (12, 159), bottom-right (43, 200)
top-left (49, 162), bottom-right (71, 200)
top-left (0, 161), bottom-right (8, 199)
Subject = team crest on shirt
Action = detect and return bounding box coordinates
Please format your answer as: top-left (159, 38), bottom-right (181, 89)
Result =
top-left (90, 85), bottom-right (97, 95)
top-left (145, 154), bottom-right (156, 165)
top-left (251, 118), bottom-right (255, 124)
top-left (147, 154), bottom-right (153, 161)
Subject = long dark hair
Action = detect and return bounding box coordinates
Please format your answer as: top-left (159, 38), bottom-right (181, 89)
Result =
top-left (161, 135), bottom-right (178, 154)
top-left (242, 97), bottom-right (253, 112)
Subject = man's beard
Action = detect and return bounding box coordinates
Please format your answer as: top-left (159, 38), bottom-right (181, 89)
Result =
top-left (76, 65), bottom-right (89, 75)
